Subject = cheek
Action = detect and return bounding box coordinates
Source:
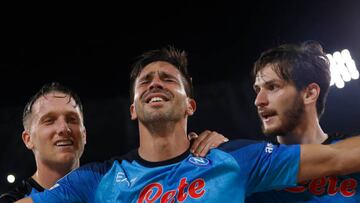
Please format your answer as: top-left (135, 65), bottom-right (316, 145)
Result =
top-left (75, 126), bottom-right (87, 139)
top-left (35, 127), bottom-right (55, 140)
top-left (31, 133), bottom-right (51, 150)
top-left (276, 98), bottom-right (296, 118)
top-left (173, 87), bottom-right (187, 97)
top-left (133, 93), bottom-right (140, 102)
top-left (270, 91), bottom-right (290, 106)
top-left (133, 86), bottom-right (146, 101)
top-left (70, 126), bottom-right (84, 136)
top-left (133, 100), bottom-right (141, 114)
top-left (278, 98), bottom-right (290, 109)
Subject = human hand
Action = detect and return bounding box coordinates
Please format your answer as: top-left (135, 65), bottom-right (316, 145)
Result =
top-left (188, 130), bottom-right (229, 157)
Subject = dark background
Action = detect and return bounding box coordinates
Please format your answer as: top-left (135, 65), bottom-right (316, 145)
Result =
top-left (1, 0), bottom-right (360, 192)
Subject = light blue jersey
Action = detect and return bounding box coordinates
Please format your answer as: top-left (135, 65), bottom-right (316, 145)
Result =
top-left (246, 133), bottom-right (360, 203)
top-left (31, 139), bottom-right (300, 203)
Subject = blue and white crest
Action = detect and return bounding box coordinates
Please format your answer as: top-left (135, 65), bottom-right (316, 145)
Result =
top-left (188, 156), bottom-right (211, 167)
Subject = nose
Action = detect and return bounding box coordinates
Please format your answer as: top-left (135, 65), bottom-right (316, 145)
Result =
top-left (254, 89), bottom-right (269, 108)
top-left (149, 75), bottom-right (164, 90)
top-left (56, 119), bottom-right (71, 137)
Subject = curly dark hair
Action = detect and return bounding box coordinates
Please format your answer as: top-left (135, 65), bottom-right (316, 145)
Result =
top-left (253, 40), bottom-right (331, 118)
top-left (129, 46), bottom-right (194, 102)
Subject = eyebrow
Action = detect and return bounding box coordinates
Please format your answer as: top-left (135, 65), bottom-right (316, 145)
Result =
top-left (138, 71), bottom-right (179, 82)
top-left (138, 72), bottom-right (154, 81)
top-left (253, 79), bottom-right (281, 89)
top-left (39, 111), bottom-right (81, 122)
top-left (159, 71), bottom-right (179, 81)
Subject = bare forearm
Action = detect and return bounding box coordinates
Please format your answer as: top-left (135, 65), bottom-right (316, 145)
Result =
top-left (15, 197), bottom-right (33, 203)
top-left (298, 135), bottom-right (360, 182)
top-left (330, 135), bottom-right (360, 175)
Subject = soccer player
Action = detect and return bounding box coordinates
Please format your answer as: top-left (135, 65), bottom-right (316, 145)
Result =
top-left (0, 83), bottom-right (87, 202)
top-left (16, 46), bottom-right (360, 203)
top-left (1, 82), bottom-right (224, 202)
top-left (246, 41), bottom-right (360, 202)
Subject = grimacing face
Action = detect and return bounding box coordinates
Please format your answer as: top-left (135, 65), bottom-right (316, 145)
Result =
top-left (130, 61), bottom-right (196, 124)
top-left (254, 64), bottom-right (305, 136)
top-left (22, 92), bottom-right (86, 167)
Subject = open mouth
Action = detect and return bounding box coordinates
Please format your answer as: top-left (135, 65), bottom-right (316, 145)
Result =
top-left (147, 96), bottom-right (169, 103)
top-left (259, 110), bottom-right (276, 121)
top-left (144, 92), bottom-right (171, 104)
top-left (55, 140), bottom-right (74, 147)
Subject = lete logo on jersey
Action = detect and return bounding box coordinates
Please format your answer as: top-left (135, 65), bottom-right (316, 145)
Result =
top-left (284, 176), bottom-right (357, 197)
top-left (137, 177), bottom-right (206, 203)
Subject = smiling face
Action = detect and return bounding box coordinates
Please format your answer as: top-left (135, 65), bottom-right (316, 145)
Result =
top-left (22, 92), bottom-right (86, 168)
top-left (130, 61), bottom-right (195, 124)
top-left (253, 64), bottom-right (305, 136)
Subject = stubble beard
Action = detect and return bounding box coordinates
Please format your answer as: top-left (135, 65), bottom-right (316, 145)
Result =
top-left (262, 94), bottom-right (305, 136)
top-left (137, 100), bottom-right (186, 126)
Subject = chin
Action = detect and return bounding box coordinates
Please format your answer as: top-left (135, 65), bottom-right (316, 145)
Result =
top-left (57, 154), bottom-right (78, 163)
top-left (262, 126), bottom-right (282, 136)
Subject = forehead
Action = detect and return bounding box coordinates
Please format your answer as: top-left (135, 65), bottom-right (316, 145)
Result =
top-left (32, 92), bottom-right (80, 116)
top-left (255, 64), bottom-right (283, 85)
top-left (137, 61), bottom-right (181, 79)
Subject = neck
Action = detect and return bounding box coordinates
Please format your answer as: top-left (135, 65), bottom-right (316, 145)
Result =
top-left (277, 112), bottom-right (327, 144)
top-left (138, 119), bottom-right (190, 162)
top-left (32, 159), bottom-right (79, 189)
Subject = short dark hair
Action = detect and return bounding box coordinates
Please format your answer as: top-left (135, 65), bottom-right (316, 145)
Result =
top-left (129, 46), bottom-right (194, 102)
top-left (253, 40), bottom-right (331, 118)
top-left (23, 82), bottom-right (84, 130)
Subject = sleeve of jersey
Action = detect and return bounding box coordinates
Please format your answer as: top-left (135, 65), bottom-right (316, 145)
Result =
top-left (30, 161), bottom-right (111, 203)
top-left (221, 140), bottom-right (300, 195)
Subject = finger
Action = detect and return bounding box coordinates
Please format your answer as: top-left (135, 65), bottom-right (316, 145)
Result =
top-left (199, 134), bottom-right (229, 157)
top-left (211, 132), bottom-right (228, 147)
top-left (188, 132), bottom-right (200, 154)
top-left (189, 132), bottom-right (200, 154)
top-left (191, 131), bottom-right (211, 155)
top-left (190, 130), bottom-right (211, 155)
top-left (194, 131), bottom-right (213, 156)
top-left (188, 132), bottom-right (198, 141)
top-left (199, 136), bottom-right (216, 157)
top-left (199, 132), bottom-right (225, 156)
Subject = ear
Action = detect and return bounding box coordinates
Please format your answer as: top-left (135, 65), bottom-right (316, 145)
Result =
top-left (22, 130), bottom-right (34, 150)
top-left (130, 103), bottom-right (137, 120)
top-left (186, 98), bottom-right (197, 116)
top-left (303, 83), bottom-right (320, 105)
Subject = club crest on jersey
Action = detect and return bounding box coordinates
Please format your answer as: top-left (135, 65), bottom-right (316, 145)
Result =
top-left (188, 156), bottom-right (211, 167)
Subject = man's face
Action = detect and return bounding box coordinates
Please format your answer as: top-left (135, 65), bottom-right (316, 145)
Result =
top-left (130, 61), bottom-right (195, 123)
top-left (253, 64), bottom-right (304, 136)
top-left (23, 92), bottom-right (86, 167)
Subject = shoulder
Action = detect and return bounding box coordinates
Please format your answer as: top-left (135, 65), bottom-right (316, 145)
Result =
top-left (61, 149), bottom-right (138, 180)
top-left (0, 177), bottom-right (43, 202)
top-left (324, 132), bottom-right (360, 144)
top-left (108, 148), bottom-right (139, 164)
top-left (218, 139), bottom-right (267, 153)
top-left (216, 138), bottom-right (299, 161)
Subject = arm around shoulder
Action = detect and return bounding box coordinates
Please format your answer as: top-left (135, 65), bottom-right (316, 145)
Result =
top-left (15, 197), bottom-right (33, 203)
top-left (298, 135), bottom-right (360, 182)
